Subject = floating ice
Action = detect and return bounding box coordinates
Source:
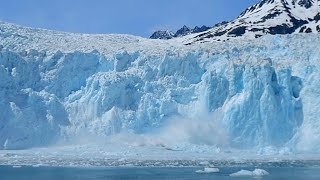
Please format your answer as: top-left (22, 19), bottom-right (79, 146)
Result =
top-left (195, 167), bottom-right (220, 173)
top-left (230, 169), bottom-right (269, 177)
top-left (12, 165), bottom-right (22, 168)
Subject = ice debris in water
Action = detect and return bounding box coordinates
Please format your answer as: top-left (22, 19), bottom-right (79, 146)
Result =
top-left (195, 167), bottom-right (220, 173)
top-left (12, 165), bottom-right (22, 168)
top-left (230, 169), bottom-right (269, 177)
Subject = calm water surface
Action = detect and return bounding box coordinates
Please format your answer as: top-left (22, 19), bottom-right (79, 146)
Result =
top-left (1, 165), bottom-right (320, 180)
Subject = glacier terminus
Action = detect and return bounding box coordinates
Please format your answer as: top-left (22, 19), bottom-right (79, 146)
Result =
top-left (1, 0), bottom-right (320, 167)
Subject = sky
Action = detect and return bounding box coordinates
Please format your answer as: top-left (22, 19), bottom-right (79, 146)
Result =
top-left (0, 0), bottom-right (258, 37)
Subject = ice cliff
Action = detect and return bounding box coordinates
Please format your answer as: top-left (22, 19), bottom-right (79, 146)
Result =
top-left (0, 22), bottom-right (320, 153)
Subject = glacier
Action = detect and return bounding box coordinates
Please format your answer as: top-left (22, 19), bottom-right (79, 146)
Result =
top-left (0, 22), bottom-right (320, 157)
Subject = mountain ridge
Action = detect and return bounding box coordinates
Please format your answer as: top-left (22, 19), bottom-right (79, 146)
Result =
top-left (188, 0), bottom-right (320, 43)
top-left (150, 25), bottom-right (213, 39)
top-left (150, 0), bottom-right (320, 43)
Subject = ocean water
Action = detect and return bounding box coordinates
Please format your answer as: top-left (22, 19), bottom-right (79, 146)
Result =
top-left (1, 165), bottom-right (320, 180)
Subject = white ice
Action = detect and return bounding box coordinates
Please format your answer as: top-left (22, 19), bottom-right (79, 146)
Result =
top-left (230, 169), bottom-right (269, 177)
top-left (0, 21), bottom-right (320, 160)
top-left (195, 167), bottom-right (220, 173)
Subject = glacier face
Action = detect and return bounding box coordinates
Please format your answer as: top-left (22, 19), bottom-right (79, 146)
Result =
top-left (0, 22), bottom-right (320, 153)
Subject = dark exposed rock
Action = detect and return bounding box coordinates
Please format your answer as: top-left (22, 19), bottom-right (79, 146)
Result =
top-left (228, 26), bottom-right (246, 36)
top-left (174, 25), bottom-right (192, 37)
top-left (193, 25), bottom-right (211, 33)
top-left (150, 30), bottom-right (174, 40)
top-left (305, 28), bottom-right (312, 33)
top-left (150, 25), bottom-right (212, 39)
top-left (315, 13), bottom-right (320, 22)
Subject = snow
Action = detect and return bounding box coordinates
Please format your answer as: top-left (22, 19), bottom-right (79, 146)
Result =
top-left (230, 169), bottom-right (269, 177)
top-left (0, 20), bottom-right (320, 162)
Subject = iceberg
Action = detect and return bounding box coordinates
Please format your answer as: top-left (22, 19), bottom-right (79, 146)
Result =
top-left (195, 167), bottom-right (220, 173)
top-left (230, 169), bottom-right (269, 177)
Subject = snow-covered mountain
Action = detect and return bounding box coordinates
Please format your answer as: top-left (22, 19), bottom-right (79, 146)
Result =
top-left (150, 30), bottom-right (175, 40)
top-left (150, 25), bottom-right (212, 39)
top-left (185, 0), bottom-right (320, 43)
top-left (150, 0), bottom-right (320, 43)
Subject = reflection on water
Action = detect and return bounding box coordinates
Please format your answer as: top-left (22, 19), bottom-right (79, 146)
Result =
top-left (1, 165), bottom-right (320, 180)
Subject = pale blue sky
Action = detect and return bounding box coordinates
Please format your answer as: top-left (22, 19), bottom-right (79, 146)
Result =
top-left (0, 0), bottom-right (258, 37)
